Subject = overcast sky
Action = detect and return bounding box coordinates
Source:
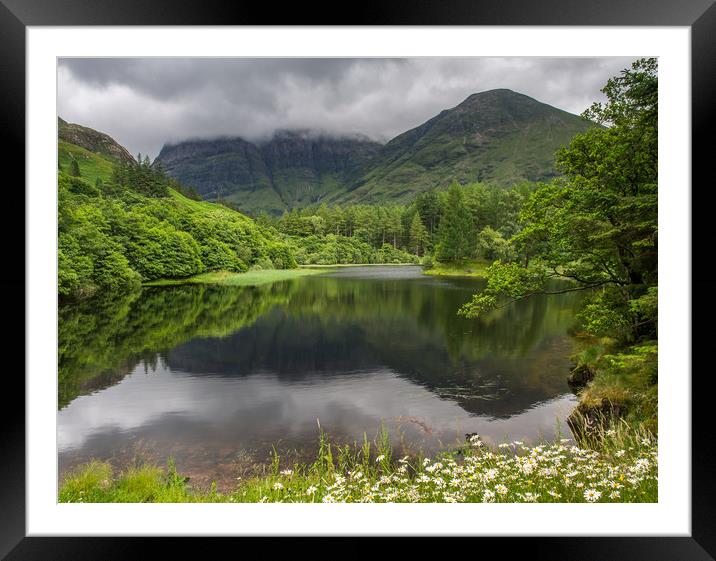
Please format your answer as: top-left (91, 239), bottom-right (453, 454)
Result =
top-left (58, 57), bottom-right (636, 159)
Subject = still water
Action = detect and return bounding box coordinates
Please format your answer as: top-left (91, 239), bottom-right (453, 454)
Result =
top-left (58, 266), bottom-right (583, 489)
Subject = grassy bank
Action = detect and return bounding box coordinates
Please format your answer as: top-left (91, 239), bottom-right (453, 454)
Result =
top-left (143, 268), bottom-right (328, 288)
top-left (570, 340), bottom-right (658, 435)
top-left (142, 263), bottom-right (422, 288)
top-left (422, 260), bottom-right (491, 278)
top-left (59, 425), bottom-right (657, 503)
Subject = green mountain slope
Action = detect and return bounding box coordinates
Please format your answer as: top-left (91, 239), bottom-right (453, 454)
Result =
top-left (58, 140), bottom-right (116, 185)
top-left (155, 131), bottom-right (382, 215)
top-left (333, 89), bottom-right (596, 205)
top-left (154, 89), bottom-right (596, 214)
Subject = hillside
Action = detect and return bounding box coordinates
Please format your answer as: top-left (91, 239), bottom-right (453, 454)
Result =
top-left (154, 89), bottom-right (596, 213)
top-left (57, 126), bottom-right (297, 300)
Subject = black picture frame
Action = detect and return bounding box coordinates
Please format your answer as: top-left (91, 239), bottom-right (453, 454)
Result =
top-left (3, 0), bottom-right (713, 557)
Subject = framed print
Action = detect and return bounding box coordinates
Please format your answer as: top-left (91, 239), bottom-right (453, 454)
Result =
top-left (3, 0), bottom-right (714, 557)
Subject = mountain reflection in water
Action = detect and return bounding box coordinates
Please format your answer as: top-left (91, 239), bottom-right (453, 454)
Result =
top-left (58, 266), bottom-right (584, 489)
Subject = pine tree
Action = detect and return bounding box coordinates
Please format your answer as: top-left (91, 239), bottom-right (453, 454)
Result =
top-left (409, 213), bottom-right (429, 256)
top-left (436, 183), bottom-right (473, 262)
top-left (69, 157), bottom-right (81, 177)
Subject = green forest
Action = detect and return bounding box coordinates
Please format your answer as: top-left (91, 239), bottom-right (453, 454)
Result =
top-left (58, 149), bottom-right (536, 299)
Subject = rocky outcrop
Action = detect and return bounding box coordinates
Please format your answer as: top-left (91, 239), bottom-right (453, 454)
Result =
top-left (58, 117), bottom-right (135, 164)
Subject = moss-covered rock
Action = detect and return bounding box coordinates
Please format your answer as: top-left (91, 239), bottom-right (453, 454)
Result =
top-left (567, 362), bottom-right (596, 391)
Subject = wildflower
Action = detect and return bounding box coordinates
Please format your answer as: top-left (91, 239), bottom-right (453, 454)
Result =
top-left (609, 490), bottom-right (621, 499)
top-left (606, 429), bottom-right (616, 437)
top-left (280, 469), bottom-right (293, 476)
top-left (495, 484), bottom-right (508, 495)
top-left (584, 488), bottom-right (602, 502)
top-left (615, 450), bottom-right (626, 458)
top-left (482, 489), bottom-right (496, 503)
top-left (634, 458), bottom-right (650, 472)
top-left (375, 455), bottom-right (385, 463)
top-left (483, 468), bottom-right (498, 481)
top-left (306, 485), bottom-right (317, 495)
top-left (522, 492), bottom-right (539, 502)
top-left (273, 482), bottom-right (284, 491)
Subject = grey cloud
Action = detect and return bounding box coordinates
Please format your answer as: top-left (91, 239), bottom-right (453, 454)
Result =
top-left (57, 57), bottom-right (638, 159)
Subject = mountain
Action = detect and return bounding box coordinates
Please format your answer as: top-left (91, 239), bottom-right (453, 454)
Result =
top-left (154, 89), bottom-right (596, 214)
top-left (333, 89), bottom-right (595, 205)
top-left (58, 117), bottom-right (135, 164)
top-left (155, 131), bottom-right (382, 214)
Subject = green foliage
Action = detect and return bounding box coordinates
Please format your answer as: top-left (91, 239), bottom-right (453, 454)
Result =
top-left (200, 239), bottom-right (248, 273)
top-left (269, 181), bottom-right (534, 267)
top-left (69, 157), bottom-right (81, 177)
top-left (459, 261), bottom-right (546, 317)
top-left (289, 234), bottom-right (415, 265)
top-left (375, 243), bottom-right (418, 264)
top-left (266, 242), bottom-right (298, 269)
top-left (58, 154), bottom-right (298, 299)
top-left (461, 59), bottom-right (658, 343)
top-left (112, 158), bottom-right (170, 198)
top-left (436, 184), bottom-right (474, 262)
top-left (409, 213), bottom-right (429, 256)
top-left (476, 226), bottom-right (514, 261)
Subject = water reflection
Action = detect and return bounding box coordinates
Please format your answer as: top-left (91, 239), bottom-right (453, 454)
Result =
top-left (58, 266), bottom-right (584, 487)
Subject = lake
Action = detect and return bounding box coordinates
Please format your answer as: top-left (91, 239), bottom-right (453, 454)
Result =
top-left (58, 265), bottom-right (584, 490)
